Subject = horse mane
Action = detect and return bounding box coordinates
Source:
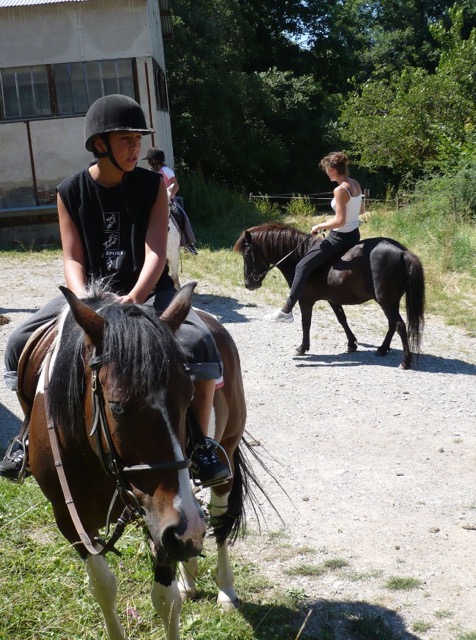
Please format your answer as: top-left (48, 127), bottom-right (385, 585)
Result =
top-left (233, 222), bottom-right (312, 261)
top-left (48, 287), bottom-right (184, 437)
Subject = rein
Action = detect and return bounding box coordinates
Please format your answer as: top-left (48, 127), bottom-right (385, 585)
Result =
top-left (43, 347), bottom-right (190, 556)
top-left (246, 232), bottom-right (314, 282)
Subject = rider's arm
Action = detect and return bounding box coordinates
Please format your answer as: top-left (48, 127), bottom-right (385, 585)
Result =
top-left (312, 186), bottom-right (349, 234)
top-left (121, 178), bottom-right (169, 304)
top-left (167, 174), bottom-right (179, 199)
top-left (57, 192), bottom-right (88, 297)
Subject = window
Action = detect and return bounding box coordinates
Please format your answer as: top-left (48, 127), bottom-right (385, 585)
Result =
top-left (0, 66), bottom-right (51, 118)
top-left (153, 59), bottom-right (169, 112)
top-left (0, 59), bottom-right (139, 120)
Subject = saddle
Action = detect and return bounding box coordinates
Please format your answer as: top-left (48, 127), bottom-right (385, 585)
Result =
top-left (17, 319), bottom-right (57, 416)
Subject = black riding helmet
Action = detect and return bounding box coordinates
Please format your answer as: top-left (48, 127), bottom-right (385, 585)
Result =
top-left (84, 94), bottom-right (154, 170)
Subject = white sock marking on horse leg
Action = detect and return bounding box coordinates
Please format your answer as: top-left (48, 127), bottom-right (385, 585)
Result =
top-left (151, 579), bottom-right (182, 640)
top-left (85, 555), bottom-right (125, 639)
top-left (216, 542), bottom-right (238, 608)
top-left (178, 556), bottom-right (199, 601)
top-left (208, 489), bottom-right (238, 608)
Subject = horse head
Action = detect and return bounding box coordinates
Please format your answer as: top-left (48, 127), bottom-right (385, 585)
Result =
top-left (52, 283), bottom-right (206, 563)
top-left (234, 229), bottom-right (270, 290)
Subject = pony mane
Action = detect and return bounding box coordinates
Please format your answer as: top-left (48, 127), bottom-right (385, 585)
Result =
top-left (234, 222), bottom-right (312, 260)
top-left (48, 288), bottom-right (184, 437)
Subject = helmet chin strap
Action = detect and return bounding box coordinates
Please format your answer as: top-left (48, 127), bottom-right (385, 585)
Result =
top-left (98, 134), bottom-right (129, 173)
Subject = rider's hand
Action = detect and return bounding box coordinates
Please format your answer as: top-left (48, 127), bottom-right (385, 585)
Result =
top-left (311, 225), bottom-right (324, 235)
top-left (116, 294), bottom-right (136, 305)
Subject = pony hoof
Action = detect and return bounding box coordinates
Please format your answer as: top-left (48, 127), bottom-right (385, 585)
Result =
top-left (399, 362), bottom-right (411, 370)
top-left (347, 343), bottom-right (358, 353)
top-left (376, 348), bottom-right (387, 357)
top-left (218, 596), bottom-right (240, 611)
top-left (294, 346), bottom-right (307, 356)
top-left (178, 586), bottom-right (197, 602)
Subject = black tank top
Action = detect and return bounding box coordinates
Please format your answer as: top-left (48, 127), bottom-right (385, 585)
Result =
top-left (58, 167), bottom-right (175, 295)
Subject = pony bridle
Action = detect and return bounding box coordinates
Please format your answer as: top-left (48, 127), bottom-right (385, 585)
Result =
top-left (43, 348), bottom-right (190, 556)
top-left (244, 233), bottom-right (313, 282)
top-left (89, 351), bottom-right (191, 482)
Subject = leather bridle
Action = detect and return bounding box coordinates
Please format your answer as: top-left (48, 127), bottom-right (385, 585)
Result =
top-left (43, 347), bottom-right (190, 556)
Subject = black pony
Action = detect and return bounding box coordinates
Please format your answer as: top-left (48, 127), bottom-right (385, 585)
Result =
top-left (234, 223), bottom-right (425, 369)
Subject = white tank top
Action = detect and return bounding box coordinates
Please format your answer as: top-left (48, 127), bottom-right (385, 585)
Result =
top-left (331, 186), bottom-right (362, 233)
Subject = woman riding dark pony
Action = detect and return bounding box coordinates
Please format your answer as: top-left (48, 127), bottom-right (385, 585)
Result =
top-left (234, 222), bottom-right (425, 369)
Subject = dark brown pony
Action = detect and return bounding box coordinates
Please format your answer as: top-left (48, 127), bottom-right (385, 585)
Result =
top-left (234, 222), bottom-right (425, 369)
top-left (18, 282), bottom-right (247, 640)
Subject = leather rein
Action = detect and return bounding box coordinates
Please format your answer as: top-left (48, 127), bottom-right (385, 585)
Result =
top-left (43, 347), bottom-right (191, 556)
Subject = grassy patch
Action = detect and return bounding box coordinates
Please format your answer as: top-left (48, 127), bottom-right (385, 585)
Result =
top-left (384, 576), bottom-right (423, 591)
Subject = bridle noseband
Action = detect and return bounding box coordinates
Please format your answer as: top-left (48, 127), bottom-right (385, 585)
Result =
top-left (43, 347), bottom-right (191, 556)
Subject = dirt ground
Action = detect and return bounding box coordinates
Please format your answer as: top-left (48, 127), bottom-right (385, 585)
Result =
top-left (1, 253), bottom-right (475, 639)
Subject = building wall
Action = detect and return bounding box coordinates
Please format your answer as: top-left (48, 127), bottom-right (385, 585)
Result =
top-left (0, 0), bottom-right (174, 211)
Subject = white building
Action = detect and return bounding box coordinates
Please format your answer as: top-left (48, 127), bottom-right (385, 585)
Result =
top-left (0, 0), bottom-right (174, 243)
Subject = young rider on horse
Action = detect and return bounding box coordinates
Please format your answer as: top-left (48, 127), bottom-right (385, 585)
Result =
top-left (144, 147), bottom-right (198, 255)
top-left (264, 151), bottom-right (364, 323)
top-left (0, 94), bottom-right (230, 487)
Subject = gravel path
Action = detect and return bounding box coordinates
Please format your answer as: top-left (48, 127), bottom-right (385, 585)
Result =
top-left (1, 254), bottom-right (475, 639)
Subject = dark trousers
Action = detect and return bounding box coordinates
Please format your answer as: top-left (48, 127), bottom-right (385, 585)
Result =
top-left (285, 228), bottom-right (360, 311)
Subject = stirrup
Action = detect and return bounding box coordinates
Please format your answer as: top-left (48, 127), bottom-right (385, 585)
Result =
top-left (190, 438), bottom-right (233, 488)
top-left (2, 432), bottom-right (30, 484)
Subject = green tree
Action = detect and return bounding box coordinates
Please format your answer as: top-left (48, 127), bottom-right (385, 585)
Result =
top-left (338, 5), bottom-right (476, 180)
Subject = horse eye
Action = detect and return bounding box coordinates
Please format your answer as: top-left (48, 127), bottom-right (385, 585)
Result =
top-left (109, 402), bottom-right (124, 415)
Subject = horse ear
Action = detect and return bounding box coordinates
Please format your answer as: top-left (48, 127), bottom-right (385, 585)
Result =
top-left (160, 281), bottom-right (196, 333)
top-left (59, 286), bottom-right (106, 350)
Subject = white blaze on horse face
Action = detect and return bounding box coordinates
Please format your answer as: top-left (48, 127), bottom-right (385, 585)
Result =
top-left (161, 408), bottom-right (206, 545)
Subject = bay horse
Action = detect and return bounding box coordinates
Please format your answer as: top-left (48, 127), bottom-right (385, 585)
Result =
top-left (234, 222), bottom-right (425, 369)
top-left (18, 281), bottom-right (248, 640)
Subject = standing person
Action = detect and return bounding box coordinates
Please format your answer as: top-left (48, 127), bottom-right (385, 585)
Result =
top-left (144, 147), bottom-right (198, 255)
top-left (0, 94), bottom-right (230, 487)
top-left (264, 151), bottom-right (363, 323)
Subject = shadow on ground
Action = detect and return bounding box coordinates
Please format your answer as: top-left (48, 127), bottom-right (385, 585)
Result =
top-left (240, 596), bottom-right (422, 639)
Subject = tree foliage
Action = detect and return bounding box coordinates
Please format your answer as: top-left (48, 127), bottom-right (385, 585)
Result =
top-left (166, 0), bottom-right (476, 195)
top-left (339, 6), bottom-right (476, 179)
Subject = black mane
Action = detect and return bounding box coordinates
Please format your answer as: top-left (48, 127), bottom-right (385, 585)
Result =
top-left (47, 291), bottom-right (184, 437)
top-left (234, 222), bottom-right (313, 261)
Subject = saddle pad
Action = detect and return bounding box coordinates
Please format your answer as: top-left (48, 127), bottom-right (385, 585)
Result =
top-left (17, 319), bottom-right (57, 413)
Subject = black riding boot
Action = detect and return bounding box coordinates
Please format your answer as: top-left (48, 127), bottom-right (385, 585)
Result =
top-left (187, 411), bottom-right (231, 487)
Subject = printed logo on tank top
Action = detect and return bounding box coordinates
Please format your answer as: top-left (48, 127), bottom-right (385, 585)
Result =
top-left (102, 211), bottom-right (126, 273)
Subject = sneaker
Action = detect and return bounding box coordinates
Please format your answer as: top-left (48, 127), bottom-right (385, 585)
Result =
top-left (263, 309), bottom-right (294, 323)
top-left (0, 442), bottom-right (27, 482)
top-left (184, 244), bottom-right (198, 255)
top-left (190, 437), bottom-right (232, 487)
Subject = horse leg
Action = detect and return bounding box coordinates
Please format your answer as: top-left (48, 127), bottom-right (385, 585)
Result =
top-left (295, 302), bottom-right (312, 355)
top-left (151, 564), bottom-right (182, 640)
top-left (209, 488), bottom-right (239, 609)
top-left (377, 305), bottom-right (412, 368)
top-left (178, 556), bottom-right (199, 601)
top-left (85, 555), bottom-right (126, 640)
top-left (328, 302), bottom-right (358, 352)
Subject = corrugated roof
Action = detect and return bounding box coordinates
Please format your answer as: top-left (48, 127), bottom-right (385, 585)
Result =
top-left (0, 0), bottom-right (88, 6)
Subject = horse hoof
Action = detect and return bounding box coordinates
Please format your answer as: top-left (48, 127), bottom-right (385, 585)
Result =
top-left (399, 362), bottom-right (411, 370)
top-left (218, 596), bottom-right (240, 611)
top-left (294, 346), bottom-right (307, 356)
top-left (347, 343), bottom-right (358, 353)
top-left (376, 348), bottom-right (387, 357)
